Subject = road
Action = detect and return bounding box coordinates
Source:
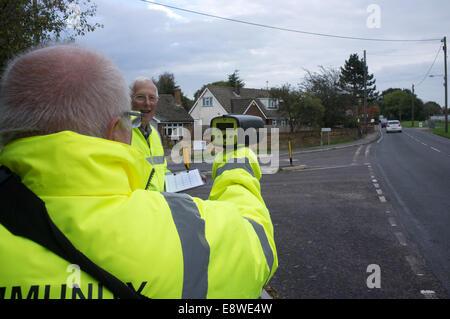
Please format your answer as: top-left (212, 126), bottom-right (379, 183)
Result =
top-left (169, 127), bottom-right (449, 298)
top-left (371, 127), bottom-right (450, 297)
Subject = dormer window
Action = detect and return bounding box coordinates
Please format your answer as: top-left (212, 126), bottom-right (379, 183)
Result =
top-left (202, 97), bottom-right (213, 107)
top-left (268, 99), bottom-right (278, 109)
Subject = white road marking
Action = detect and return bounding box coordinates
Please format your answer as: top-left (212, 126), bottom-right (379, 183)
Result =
top-left (376, 189), bottom-right (383, 195)
top-left (394, 232), bottom-right (407, 246)
top-left (365, 144), bottom-right (371, 158)
top-left (405, 255), bottom-right (424, 277)
top-left (379, 196), bottom-right (386, 203)
top-left (377, 126), bottom-right (383, 144)
top-left (388, 217), bottom-right (397, 227)
top-left (353, 146), bottom-right (362, 163)
top-left (420, 290), bottom-right (437, 299)
top-left (430, 147), bottom-right (441, 153)
top-left (404, 131), bottom-right (446, 156)
top-left (373, 183), bottom-right (380, 188)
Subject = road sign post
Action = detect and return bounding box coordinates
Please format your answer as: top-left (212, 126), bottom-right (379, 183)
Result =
top-left (321, 128), bottom-right (331, 146)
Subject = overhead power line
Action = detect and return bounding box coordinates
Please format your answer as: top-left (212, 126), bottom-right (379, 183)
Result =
top-left (140, 0), bottom-right (442, 43)
top-left (415, 43), bottom-right (443, 87)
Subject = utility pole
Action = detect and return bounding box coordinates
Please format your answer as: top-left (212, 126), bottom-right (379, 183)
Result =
top-left (363, 50), bottom-right (368, 134)
top-left (443, 36), bottom-right (448, 133)
top-left (411, 84), bottom-right (415, 128)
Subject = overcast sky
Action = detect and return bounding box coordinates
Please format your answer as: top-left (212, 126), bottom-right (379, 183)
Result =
top-left (77, 0), bottom-right (449, 106)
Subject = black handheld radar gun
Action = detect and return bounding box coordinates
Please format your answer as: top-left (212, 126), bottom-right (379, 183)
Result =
top-left (210, 114), bottom-right (264, 147)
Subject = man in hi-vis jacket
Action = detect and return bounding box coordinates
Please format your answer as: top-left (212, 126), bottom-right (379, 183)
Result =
top-left (130, 77), bottom-right (169, 191)
top-left (0, 44), bottom-right (277, 299)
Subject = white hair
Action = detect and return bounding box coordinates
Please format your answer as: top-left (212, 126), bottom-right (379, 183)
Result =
top-left (0, 44), bottom-right (131, 146)
top-left (130, 76), bottom-right (159, 97)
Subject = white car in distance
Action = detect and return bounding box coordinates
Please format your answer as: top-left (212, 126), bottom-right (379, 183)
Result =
top-left (386, 120), bottom-right (402, 133)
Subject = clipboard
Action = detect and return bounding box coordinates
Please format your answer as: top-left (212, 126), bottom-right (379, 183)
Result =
top-left (165, 169), bottom-right (205, 193)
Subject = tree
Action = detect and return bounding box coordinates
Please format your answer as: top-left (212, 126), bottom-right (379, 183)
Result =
top-left (227, 70), bottom-right (245, 89)
top-left (339, 53), bottom-right (378, 118)
top-left (380, 88), bottom-right (425, 121)
top-left (423, 101), bottom-right (442, 118)
top-left (1, 0), bottom-right (103, 73)
top-left (269, 83), bottom-right (300, 133)
top-left (153, 72), bottom-right (194, 111)
top-left (302, 66), bottom-right (351, 127)
top-left (296, 93), bottom-right (324, 129)
top-left (153, 72), bottom-right (177, 95)
top-left (270, 84), bottom-right (325, 132)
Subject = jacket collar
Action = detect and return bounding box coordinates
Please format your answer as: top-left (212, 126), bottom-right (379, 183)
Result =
top-left (0, 131), bottom-right (152, 197)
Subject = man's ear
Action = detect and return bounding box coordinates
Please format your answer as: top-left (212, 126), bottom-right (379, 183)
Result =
top-left (106, 116), bottom-right (132, 144)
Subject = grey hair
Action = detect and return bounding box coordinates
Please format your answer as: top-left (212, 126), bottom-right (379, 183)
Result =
top-left (0, 44), bottom-right (131, 146)
top-left (130, 76), bottom-right (159, 97)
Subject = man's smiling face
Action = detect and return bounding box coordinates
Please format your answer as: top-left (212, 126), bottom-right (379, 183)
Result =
top-left (131, 80), bottom-right (159, 126)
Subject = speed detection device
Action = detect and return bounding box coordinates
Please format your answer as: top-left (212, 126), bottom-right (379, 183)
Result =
top-left (210, 114), bottom-right (264, 146)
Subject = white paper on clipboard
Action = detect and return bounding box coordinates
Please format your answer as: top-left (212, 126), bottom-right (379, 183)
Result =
top-left (165, 169), bottom-right (205, 193)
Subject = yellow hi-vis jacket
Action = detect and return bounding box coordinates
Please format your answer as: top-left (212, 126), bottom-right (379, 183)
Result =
top-left (131, 124), bottom-right (169, 191)
top-left (0, 131), bottom-right (277, 299)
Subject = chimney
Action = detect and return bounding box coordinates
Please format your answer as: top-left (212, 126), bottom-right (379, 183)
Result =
top-left (234, 83), bottom-right (240, 96)
top-left (174, 87), bottom-right (182, 106)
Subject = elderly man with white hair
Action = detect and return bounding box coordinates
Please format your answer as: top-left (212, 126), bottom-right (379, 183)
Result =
top-left (0, 44), bottom-right (277, 299)
top-left (130, 77), bottom-right (170, 191)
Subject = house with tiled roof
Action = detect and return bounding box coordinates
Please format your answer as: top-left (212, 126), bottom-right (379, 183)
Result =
top-left (188, 85), bottom-right (288, 130)
top-left (151, 89), bottom-right (194, 143)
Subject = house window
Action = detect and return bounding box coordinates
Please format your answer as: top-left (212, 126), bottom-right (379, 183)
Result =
top-left (268, 99), bottom-right (278, 109)
top-left (273, 120), bottom-right (287, 127)
top-left (202, 97), bottom-right (213, 107)
top-left (165, 123), bottom-right (184, 138)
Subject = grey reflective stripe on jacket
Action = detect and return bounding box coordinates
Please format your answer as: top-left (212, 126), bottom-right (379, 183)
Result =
top-left (244, 217), bottom-right (274, 283)
top-left (162, 192), bottom-right (210, 298)
top-left (146, 156), bottom-right (166, 166)
top-left (214, 159), bottom-right (273, 281)
top-left (214, 158), bottom-right (255, 179)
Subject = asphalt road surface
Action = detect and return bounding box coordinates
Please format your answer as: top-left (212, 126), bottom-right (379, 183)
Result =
top-left (371, 127), bottom-right (450, 297)
top-left (170, 128), bottom-right (449, 298)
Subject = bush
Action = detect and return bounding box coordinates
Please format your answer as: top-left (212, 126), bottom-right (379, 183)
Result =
top-left (343, 116), bottom-right (360, 128)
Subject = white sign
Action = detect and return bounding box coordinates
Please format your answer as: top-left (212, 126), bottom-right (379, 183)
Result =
top-left (419, 122), bottom-right (423, 128)
top-left (321, 128), bottom-right (331, 132)
top-left (193, 140), bottom-right (207, 151)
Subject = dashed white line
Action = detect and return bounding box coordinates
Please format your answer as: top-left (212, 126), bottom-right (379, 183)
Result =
top-left (388, 217), bottom-right (397, 227)
top-left (379, 196), bottom-right (386, 203)
top-left (376, 189), bottom-right (383, 195)
top-left (394, 232), bottom-right (407, 246)
top-left (405, 255), bottom-right (424, 277)
top-left (404, 131), bottom-right (446, 155)
top-left (430, 147), bottom-right (441, 153)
